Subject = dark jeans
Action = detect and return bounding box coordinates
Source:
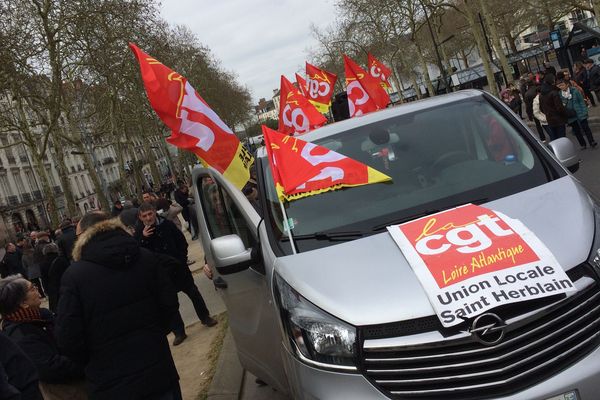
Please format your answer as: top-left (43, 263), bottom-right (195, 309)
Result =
top-left (171, 282), bottom-right (210, 336)
top-left (547, 125), bottom-right (566, 141)
top-left (533, 118), bottom-right (547, 141)
top-left (569, 119), bottom-right (597, 147)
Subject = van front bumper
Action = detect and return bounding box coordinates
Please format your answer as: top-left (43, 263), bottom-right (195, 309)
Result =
top-left (281, 342), bottom-right (600, 400)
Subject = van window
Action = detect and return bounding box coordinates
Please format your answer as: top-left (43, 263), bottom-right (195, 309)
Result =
top-left (261, 97), bottom-right (557, 253)
top-left (198, 176), bottom-right (254, 248)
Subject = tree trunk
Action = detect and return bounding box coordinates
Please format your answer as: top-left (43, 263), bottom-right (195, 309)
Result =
top-left (30, 151), bottom-right (59, 228)
top-left (138, 132), bottom-right (162, 188)
top-left (460, 49), bottom-right (470, 68)
top-left (49, 134), bottom-right (77, 217)
top-left (75, 141), bottom-right (110, 212)
top-left (463, 0), bottom-right (499, 97)
top-left (410, 73), bottom-right (422, 99)
top-left (594, 0), bottom-right (600, 26)
top-left (479, 0), bottom-right (513, 85)
top-left (414, 42), bottom-right (435, 96)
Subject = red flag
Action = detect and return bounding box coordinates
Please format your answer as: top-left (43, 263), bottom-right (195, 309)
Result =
top-left (305, 62), bottom-right (337, 113)
top-left (295, 73), bottom-right (308, 97)
top-left (129, 43), bottom-right (252, 189)
top-left (344, 54), bottom-right (390, 117)
top-left (262, 125), bottom-right (390, 201)
top-left (278, 75), bottom-right (327, 136)
top-left (368, 53), bottom-right (392, 89)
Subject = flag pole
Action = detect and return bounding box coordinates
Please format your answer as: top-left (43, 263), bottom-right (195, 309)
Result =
top-left (278, 199), bottom-right (297, 255)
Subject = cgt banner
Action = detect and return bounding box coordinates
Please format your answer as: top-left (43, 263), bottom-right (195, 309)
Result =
top-left (387, 204), bottom-right (576, 327)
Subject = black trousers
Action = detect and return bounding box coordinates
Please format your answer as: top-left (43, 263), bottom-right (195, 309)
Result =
top-left (569, 119), bottom-right (596, 147)
top-left (171, 281), bottom-right (210, 336)
top-left (533, 118), bottom-right (547, 141)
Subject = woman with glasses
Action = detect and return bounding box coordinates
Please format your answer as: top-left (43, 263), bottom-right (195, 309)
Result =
top-left (0, 275), bottom-right (84, 384)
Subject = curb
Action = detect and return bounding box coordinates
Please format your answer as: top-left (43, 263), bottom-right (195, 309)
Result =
top-left (207, 330), bottom-right (245, 400)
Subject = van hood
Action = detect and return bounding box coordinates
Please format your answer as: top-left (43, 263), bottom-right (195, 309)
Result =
top-left (274, 177), bottom-right (595, 326)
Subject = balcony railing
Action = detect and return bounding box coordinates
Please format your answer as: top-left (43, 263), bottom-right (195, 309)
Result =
top-left (7, 195), bottom-right (18, 206)
top-left (32, 190), bottom-right (42, 200)
top-left (21, 192), bottom-right (32, 203)
top-left (53, 186), bottom-right (62, 195)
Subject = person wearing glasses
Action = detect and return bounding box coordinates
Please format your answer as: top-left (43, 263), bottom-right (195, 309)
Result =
top-left (0, 275), bottom-right (84, 384)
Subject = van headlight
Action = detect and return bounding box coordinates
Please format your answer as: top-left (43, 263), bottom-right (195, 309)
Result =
top-left (274, 273), bottom-right (357, 369)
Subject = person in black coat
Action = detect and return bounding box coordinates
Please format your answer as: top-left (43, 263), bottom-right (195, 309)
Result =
top-left (135, 202), bottom-right (217, 346)
top-left (174, 184), bottom-right (198, 240)
top-left (56, 219), bottom-right (76, 261)
top-left (0, 275), bottom-right (84, 384)
top-left (0, 332), bottom-right (43, 400)
top-left (1, 243), bottom-right (25, 278)
top-left (56, 212), bottom-right (182, 400)
top-left (539, 73), bottom-right (570, 140)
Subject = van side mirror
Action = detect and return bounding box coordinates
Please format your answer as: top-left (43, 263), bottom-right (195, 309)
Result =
top-left (210, 234), bottom-right (258, 275)
top-left (548, 137), bottom-right (580, 173)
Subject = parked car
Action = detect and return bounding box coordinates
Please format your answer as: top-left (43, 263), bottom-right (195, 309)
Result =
top-left (193, 90), bottom-right (599, 399)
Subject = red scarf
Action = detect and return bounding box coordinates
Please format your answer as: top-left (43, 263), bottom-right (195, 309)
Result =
top-left (3, 307), bottom-right (43, 322)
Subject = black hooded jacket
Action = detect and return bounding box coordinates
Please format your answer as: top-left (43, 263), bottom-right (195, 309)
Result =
top-left (539, 81), bottom-right (569, 127)
top-left (134, 216), bottom-right (194, 290)
top-left (56, 219), bottom-right (180, 400)
top-left (56, 225), bottom-right (77, 260)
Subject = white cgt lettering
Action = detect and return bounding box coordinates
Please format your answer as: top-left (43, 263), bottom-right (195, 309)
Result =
top-left (301, 142), bottom-right (345, 165)
top-left (347, 80), bottom-right (370, 117)
top-left (370, 65), bottom-right (386, 82)
top-left (179, 81), bottom-right (233, 151)
top-left (308, 79), bottom-right (330, 98)
top-left (296, 166), bottom-right (344, 189)
top-left (282, 104), bottom-right (309, 133)
top-left (414, 214), bottom-right (515, 256)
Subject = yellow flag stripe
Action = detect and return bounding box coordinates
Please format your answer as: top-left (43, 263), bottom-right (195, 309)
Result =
top-left (220, 143), bottom-right (253, 190)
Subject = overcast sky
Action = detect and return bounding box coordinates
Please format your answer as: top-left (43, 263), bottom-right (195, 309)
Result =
top-left (160, 0), bottom-right (337, 104)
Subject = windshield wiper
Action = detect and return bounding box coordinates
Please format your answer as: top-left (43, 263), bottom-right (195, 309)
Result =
top-left (371, 198), bottom-right (489, 232)
top-left (281, 230), bottom-right (366, 242)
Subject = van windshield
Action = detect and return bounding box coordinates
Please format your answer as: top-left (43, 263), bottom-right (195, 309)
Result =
top-left (261, 97), bottom-right (557, 253)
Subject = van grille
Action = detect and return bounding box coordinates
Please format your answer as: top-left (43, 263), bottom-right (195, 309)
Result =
top-left (359, 267), bottom-right (600, 399)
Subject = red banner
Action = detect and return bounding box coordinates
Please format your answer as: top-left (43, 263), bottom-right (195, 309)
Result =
top-left (368, 53), bottom-right (392, 89)
top-left (129, 43), bottom-right (251, 189)
top-left (344, 54), bottom-right (390, 117)
top-left (278, 75), bottom-right (327, 136)
top-left (305, 62), bottom-right (337, 113)
top-left (295, 73), bottom-right (308, 98)
top-left (262, 125), bottom-right (390, 201)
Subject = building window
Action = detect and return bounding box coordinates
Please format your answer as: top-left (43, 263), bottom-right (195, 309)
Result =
top-left (12, 172), bottom-right (25, 195)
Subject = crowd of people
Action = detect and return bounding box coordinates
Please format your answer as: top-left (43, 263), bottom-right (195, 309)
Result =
top-left (503, 62), bottom-right (599, 150)
top-left (0, 181), bottom-right (218, 400)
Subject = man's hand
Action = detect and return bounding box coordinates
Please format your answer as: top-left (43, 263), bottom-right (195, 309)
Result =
top-left (142, 225), bottom-right (155, 238)
top-left (203, 263), bottom-right (213, 280)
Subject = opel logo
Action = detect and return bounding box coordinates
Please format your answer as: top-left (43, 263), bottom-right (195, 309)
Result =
top-left (470, 313), bottom-right (506, 346)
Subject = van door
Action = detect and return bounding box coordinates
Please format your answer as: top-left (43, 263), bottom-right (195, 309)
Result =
top-left (192, 170), bottom-right (288, 394)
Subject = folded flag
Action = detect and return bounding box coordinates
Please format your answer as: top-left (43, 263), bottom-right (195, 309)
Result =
top-left (262, 125), bottom-right (391, 201)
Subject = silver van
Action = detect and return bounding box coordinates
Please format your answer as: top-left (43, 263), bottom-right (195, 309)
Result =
top-left (193, 90), bottom-right (600, 399)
